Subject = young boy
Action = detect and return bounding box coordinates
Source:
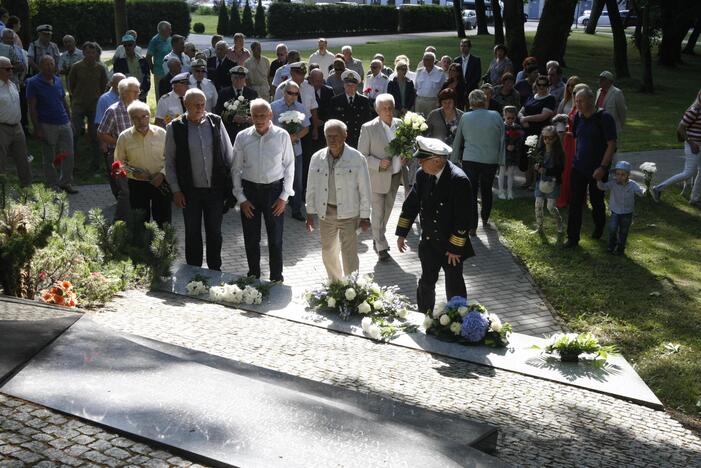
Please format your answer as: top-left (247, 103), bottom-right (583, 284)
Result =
top-left (597, 161), bottom-right (645, 255)
top-left (498, 106), bottom-right (523, 199)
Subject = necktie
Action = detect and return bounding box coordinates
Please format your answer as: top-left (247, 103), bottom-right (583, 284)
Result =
top-left (197, 81), bottom-right (202, 89)
top-left (428, 175), bottom-right (437, 192)
top-left (349, 96), bottom-right (353, 106)
top-left (179, 96), bottom-right (185, 113)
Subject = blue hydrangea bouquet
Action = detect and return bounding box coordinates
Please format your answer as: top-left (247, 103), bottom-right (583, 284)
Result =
top-left (423, 296), bottom-right (512, 347)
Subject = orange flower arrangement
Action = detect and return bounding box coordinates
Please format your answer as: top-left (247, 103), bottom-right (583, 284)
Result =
top-left (41, 280), bottom-right (78, 308)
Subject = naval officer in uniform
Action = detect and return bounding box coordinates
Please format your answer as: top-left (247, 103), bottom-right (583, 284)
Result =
top-left (396, 136), bottom-right (475, 314)
top-left (329, 69), bottom-right (371, 149)
top-left (155, 72), bottom-right (189, 127)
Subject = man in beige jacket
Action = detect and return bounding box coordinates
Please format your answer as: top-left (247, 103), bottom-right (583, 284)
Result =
top-left (596, 71), bottom-right (626, 141)
top-left (358, 93), bottom-right (407, 261)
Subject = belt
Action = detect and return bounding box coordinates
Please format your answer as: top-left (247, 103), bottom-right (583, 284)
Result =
top-left (0, 122), bottom-right (19, 127)
top-left (243, 179), bottom-right (283, 188)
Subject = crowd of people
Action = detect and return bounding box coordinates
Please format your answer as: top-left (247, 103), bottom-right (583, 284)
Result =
top-left (1, 9), bottom-right (701, 312)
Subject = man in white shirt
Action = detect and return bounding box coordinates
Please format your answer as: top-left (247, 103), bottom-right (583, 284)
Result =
top-left (155, 73), bottom-right (189, 127)
top-left (306, 119), bottom-right (372, 280)
top-left (308, 38), bottom-right (335, 80)
top-left (188, 59), bottom-right (217, 112)
top-left (232, 98), bottom-right (295, 283)
top-left (363, 59), bottom-right (389, 105)
top-left (414, 52), bottom-right (445, 117)
top-left (271, 50), bottom-right (301, 89)
top-left (0, 56), bottom-right (31, 186)
top-left (162, 34), bottom-right (190, 75)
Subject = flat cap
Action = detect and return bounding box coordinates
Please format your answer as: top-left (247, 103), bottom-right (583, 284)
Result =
top-left (413, 136), bottom-right (451, 159)
top-left (170, 72), bottom-right (190, 84)
top-left (190, 58), bottom-right (207, 69)
top-left (341, 69), bottom-right (360, 83)
top-left (229, 65), bottom-right (248, 76)
top-left (36, 24), bottom-right (53, 33)
top-left (599, 70), bottom-right (614, 81)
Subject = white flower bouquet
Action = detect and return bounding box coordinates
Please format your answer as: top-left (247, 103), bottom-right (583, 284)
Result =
top-left (423, 296), bottom-right (512, 347)
top-left (221, 95), bottom-right (250, 125)
top-left (278, 110), bottom-right (306, 135)
top-left (185, 274), bottom-right (270, 306)
top-left (524, 134), bottom-right (544, 165)
top-left (532, 332), bottom-right (617, 363)
top-left (639, 162), bottom-right (657, 195)
top-left (305, 272), bottom-right (416, 342)
top-left (387, 111), bottom-right (428, 161)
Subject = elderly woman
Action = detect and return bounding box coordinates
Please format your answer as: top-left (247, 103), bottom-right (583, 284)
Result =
top-left (486, 44), bottom-right (513, 85)
top-left (387, 60), bottom-right (415, 117)
top-left (440, 63), bottom-right (466, 110)
top-left (494, 72), bottom-right (520, 110)
top-left (518, 74), bottom-right (556, 189)
top-left (426, 88), bottom-right (464, 147)
top-left (451, 89), bottom-right (505, 234)
top-left (652, 89), bottom-right (701, 206)
top-left (391, 55), bottom-right (416, 82)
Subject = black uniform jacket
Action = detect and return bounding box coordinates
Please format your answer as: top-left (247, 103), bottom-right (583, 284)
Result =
top-left (329, 92), bottom-right (372, 148)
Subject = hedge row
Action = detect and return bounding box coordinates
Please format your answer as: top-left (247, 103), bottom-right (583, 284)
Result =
top-left (29, 0), bottom-right (190, 47)
top-left (267, 3), bottom-right (454, 37)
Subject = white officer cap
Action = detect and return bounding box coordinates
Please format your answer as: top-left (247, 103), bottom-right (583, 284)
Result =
top-left (341, 69), bottom-right (361, 83)
top-left (414, 136), bottom-right (452, 159)
top-left (170, 72), bottom-right (190, 84)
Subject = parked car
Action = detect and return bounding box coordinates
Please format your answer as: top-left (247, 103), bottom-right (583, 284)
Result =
top-left (578, 9), bottom-right (636, 28)
top-left (462, 9), bottom-right (477, 30)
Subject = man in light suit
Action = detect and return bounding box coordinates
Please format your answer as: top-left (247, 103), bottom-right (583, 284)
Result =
top-left (596, 70), bottom-right (626, 140)
top-left (453, 38), bottom-right (481, 95)
top-left (358, 93), bottom-right (407, 261)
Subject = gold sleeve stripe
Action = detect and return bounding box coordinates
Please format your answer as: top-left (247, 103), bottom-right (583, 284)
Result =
top-left (449, 235), bottom-right (466, 247)
top-left (397, 217), bottom-right (412, 228)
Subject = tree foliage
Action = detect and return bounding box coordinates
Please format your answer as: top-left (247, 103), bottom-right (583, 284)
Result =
top-left (229, 1), bottom-right (241, 36)
top-left (254, 1), bottom-right (266, 37)
top-left (502, 0), bottom-right (527, 73)
top-left (217, 1), bottom-right (229, 35)
top-left (241, 0), bottom-right (254, 37)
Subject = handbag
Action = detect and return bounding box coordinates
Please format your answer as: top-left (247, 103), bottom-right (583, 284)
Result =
top-left (538, 177), bottom-right (556, 194)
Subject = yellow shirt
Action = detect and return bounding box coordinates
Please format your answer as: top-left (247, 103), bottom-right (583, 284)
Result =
top-left (114, 125), bottom-right (167, 180)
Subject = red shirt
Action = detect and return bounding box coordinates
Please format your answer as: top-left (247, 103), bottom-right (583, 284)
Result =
top-left (596, 88), bottom-right (608, 109)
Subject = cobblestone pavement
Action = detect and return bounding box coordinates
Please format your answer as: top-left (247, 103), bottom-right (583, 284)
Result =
top-left (69, 184), bottom-right (561, 337)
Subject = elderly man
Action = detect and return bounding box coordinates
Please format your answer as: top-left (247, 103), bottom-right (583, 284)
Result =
top-left (341, 45), bottom-right (364, 87)
top-left (207, 41), bottom-right (236, 91)
top-left (244, 41), bottom-right (270, 101)
top-left (68, 41), bottom-right (108, 170)
top-left (214, 65), bottom-right (258, 143)
top-left (0, 29), bottom-right (22, 83)
top-left (306, 119), bottom-right (372, 280)
top-left (113, 29), bottom-right (143, 59)
top-left (414, 52), bottom-right (445, 117)
top-left (159, 57), bottom-right (182, 98)
top-left (269, 43), bottom-right (288, 85)
top-left (27, 24), bottom-right (60, 75)
top-left (189, 59), bottom-right (217, 112)
top-left (358, 93), bottom-right (405, 261)
top-left (396, 136), bottom-right (474, 314)
top-left (0, 56), bottom-right (31, 186)
top-left (115, 101), bottom-right (169, 227)
top-left (271, 49), bottom-right (301, 90)
top-left (596, 70), bottom-right (627, 140)
top-left (273, 62), bottom-right (319, 121)
top-left (98, 76), bottom-right (140, 219)
top-left (57, 35), bottom-right (82, 79)
top-left (112, 34), bottom-right (150, 101)
top-left (329, 70), bottom-right (371, 149)
top-left (166, 88), bottom-right (234, 271)
top-left (364, 59), bottom-right (389, 110)
top-left (27, 55), bottom-right (76, 193)
top-left (326, 58), bottom-right (346, 96)
top-left (155, 72), bottom-right (190, 127)
top-left (565, 87), bottom-right (618, 248)
top-left (146, 21), bottom-right (172, 99)
top-left (308, 38), bottom-right (335, 79)
top-left (272, 81), bottom-right (310, 222)
top-left (162, 35), bottom-right (190, 75)
top-left (451, 89), bottom-right (504, 234)
top-left (373, 53), bottom-right (393, 77)
top-left (232, 98), bottom-right (295, 282)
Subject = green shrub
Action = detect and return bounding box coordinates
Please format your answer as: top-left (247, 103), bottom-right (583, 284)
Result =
top-left (29, 0), bottom-right (191, 47)
top-left (241, 0), bottom-right (254, 37)
top-left (193, 22), bottom-right (205, 34)
top-left (267, 3), bottom-right (398, 37)
top-left (254, 1), bottom-right (266, 37)
top-left (397, 5), bottom-right (454, 33)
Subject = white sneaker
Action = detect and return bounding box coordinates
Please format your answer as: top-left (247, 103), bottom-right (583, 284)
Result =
top-left (498, 190), bottom-right (506, 200)
top-left (507, 191), bottom-right (514, 200)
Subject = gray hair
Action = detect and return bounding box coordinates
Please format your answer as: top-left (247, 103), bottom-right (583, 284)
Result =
top-left (118, 76), bottom-right (140, 96)
top-left (157, 21), bottom-right (171, 33)
top-left (370, 59), bottom-right (382, 69)
top-left (283, 80), bottom-right (300, 93)
top-left (1, 28), bottom-right (13, 39)
top-left (546, 60), bottom-right (559, 70)
top-left (0, 56), bottom-right (10, 67)
top-left (341, 45), bottom-right (352, 53)
top-left (184, 42), bottom-right (197, 53)
top-left (215, 40), bottom-right (229, 51)
top-left (374, 93), bottom-right (395, 110)
top-left (468, 89), bottom-right (487, 108)
top-left (62, 34), bottom-right (75, 43)
top-left (127, 100), bottom-right (150, 120)
top-left (275, 43), bottom-right (287, 53)
top-left (575, 86), bottom-right (595, 100)
top-left (184, 87), bottom-right (206, 104)
top-left (324, 119), bottom-right (347, 135)
top-left (422, 52), bottom-right (436, 61)
top-left (250, 98), bottom-right (271, 113)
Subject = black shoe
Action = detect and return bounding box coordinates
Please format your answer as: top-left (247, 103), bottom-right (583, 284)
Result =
top-left (563, 240), bottom-right (579, 248)
top-left (270, 276), bottom-right (284, 283)
top-left (378, 249), bottom-right (390, 261)
top-left (591, 228), bottom-right (604, 240)
top-left (247, 272), bottom-right (260, 280)
top-left (60, 184), bottom-right (79, 194)
top-left (291, 212), bottom-right (305, 222)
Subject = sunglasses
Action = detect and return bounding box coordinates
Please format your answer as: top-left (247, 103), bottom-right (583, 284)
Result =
top-left (286, 91), bottom-right (299, 96)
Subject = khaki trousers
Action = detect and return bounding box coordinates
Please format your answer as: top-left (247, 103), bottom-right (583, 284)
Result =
top-left (0, 123), bottom-right (32, 187)
top-left (371, 171), bottom-right (401, 252)
top-left (320, 205), bottom-right (359, 281)
top-left (414, 96), bottom-right (439, 117)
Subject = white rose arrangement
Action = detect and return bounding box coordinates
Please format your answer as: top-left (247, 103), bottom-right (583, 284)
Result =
top-left (387, 111), bottom-right (428, 161)
top-left (278, 110), bottom-right (306, 135)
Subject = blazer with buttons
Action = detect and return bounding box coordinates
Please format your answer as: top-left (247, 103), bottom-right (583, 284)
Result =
top-left (329, 92), bottom-right (372, 149)
top-left (396, 161), bottom-right (475, 258)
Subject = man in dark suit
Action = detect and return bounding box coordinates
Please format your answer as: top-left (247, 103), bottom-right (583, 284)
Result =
top-left (453, 38), bottom-right (482, 94)
top-left (396, 136), bottom-right (475, 315)
top-left (214, 65), bottom-right (258, 144)
top-left (302, 68), bottom-right (335, 191)
top-left (328, 70), bottom-right (372, 149)
top-left (158, 57), bottom-right (182, 100)
top-left (207, 40), bottom-right (237, 91)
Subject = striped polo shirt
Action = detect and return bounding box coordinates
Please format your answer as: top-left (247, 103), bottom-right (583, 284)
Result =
top-left (681, 105), bottom-right (701, 142)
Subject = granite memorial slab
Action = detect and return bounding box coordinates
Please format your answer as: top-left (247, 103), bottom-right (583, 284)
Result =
top-left (156, 264), bottom-right (663, 410)
top-left (0, 296), bottom-right (81, 385)
top-left (2, 317), bottom-right (507, 468)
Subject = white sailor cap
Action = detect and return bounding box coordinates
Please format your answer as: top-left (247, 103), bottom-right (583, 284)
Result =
top-left (341, 69), bottom-right (361, 83)
top-left (170, 72), bottom-right (191, 84)
top-left (414, 136), bottom-right (452, 159)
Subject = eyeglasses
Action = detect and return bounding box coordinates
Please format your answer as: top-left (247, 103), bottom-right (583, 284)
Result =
top-left (286, 91), bottom-right (299, 96)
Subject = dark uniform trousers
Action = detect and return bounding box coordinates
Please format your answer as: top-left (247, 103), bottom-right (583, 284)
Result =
top-left (396, 161), bottom-right (475, 314)
top-left (183, 187), bottom-right (225, 271)
top-left (241, 179), bottom-right (285, 281)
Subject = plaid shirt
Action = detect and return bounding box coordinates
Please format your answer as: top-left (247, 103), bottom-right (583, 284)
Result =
top-left (97, 100), bottom-right (131, 149)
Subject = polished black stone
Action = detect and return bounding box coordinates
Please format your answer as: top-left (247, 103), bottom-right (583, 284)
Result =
top-left (0, 297), bottom-right (81, 385)
top-left (2, 318), bottom-right (507, 467)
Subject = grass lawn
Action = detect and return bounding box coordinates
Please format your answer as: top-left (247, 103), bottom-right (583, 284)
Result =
top-left (191, 14), bottom-right (219, 35)
top-left (491, 192), bottom-right (701, 423)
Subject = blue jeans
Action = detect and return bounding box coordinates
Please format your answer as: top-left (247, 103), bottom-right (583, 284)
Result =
top-left (290, 153), bottom-right (304, 215)
top-left (608, 212), bottom-right (633, 253)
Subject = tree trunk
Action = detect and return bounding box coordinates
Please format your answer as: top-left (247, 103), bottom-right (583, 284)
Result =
top-left (531, 0), bottom-right (579, 69)
top-left (475, 0), bottom-right (490, 35)
top-left (683, 17), bottom-right (701, 54)
top-left (606, 0), bottom-right (630, 78)
top-left (639, 2), bottom-right (654, 92)
top-left (114, 0), bottom-right (127, 45)
top-left (585, 0), bottom-right (605, 34)
top-left (658, 1), bottom-right (692, 66)
top-left (491, 0), bottom-right (504, 45)
top-left (453, 0), bottom-right (466, 38)
top-left (2, 0), bottom-right (30, 47)
top-left (503, 0), bottom-right (527, 73)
